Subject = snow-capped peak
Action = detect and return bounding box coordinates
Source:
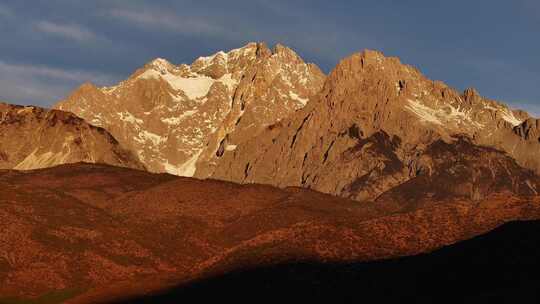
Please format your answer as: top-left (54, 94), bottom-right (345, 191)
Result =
top-left (56, 42), bottom-right (325, 179)
top-left (195, 51), bottom-right (227, 66)
top-left (191, 42), bottom-right (259, 72)
top-left (149, 58), bottom-right (175, 74)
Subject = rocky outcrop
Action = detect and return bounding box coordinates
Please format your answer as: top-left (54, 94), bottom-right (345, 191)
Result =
top-left (375, 136), bottom-right (540, 212)
top-left (514, 118), bottom-right (540, 141)
top-left (0, 102), bottom-right (144, 170)
top-left (206, 50), bottom-right (540, 202)
top-left (55, 42), bottom-right (325, 176)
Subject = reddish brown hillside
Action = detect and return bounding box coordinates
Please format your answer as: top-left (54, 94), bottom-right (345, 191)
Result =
top-left (0, 163), bottom-right (538, 303)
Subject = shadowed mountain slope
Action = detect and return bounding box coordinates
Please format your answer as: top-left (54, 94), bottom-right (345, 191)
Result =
top-left (107, 220), bottom-right (540, 304)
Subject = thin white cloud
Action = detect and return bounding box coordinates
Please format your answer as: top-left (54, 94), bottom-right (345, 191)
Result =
top-left (105, 7), bottom-right (243, 41)
top-left (0, 61), bottom-right (115, 83)
top-left (0, 60), bottom-right (118, 106)
top-left (101, 2), bottom-right (380, 66)
top-left (34, 21), bottom-right (99, 43)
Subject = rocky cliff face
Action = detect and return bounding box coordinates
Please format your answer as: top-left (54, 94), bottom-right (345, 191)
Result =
top-left (0, 102), bottom-right (144, 170)
top-left (374, 136), bottom-right (540, 212)
top-left (55, 42), bottom-right (325, 176)
top-left (206, 50), bottom-right (540, 202)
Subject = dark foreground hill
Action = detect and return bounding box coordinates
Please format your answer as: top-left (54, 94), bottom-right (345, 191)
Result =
top-left (109, 220), bottom-right (540, 304)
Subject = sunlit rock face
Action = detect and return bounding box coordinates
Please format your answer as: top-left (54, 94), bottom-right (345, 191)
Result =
top-left (56, 42), bottom-right (325, 176)
top-left (0, 102), bottom-right (144, 170)
top-left (207, 50), bottom-right (539, 201)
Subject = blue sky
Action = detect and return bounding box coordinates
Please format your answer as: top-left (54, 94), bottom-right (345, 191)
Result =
top-left (0, 0), bottom-right (538, 116)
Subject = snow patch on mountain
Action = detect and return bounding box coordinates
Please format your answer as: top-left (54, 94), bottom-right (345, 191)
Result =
top-left (226, 145), bottom-right (237, 151)
top-left (192, 43), bottom-right (257, 74)
top-left (16, 106), bottom-right (34, 114)
top-left (139, 69), bottom-right (215, 100)
top-left (500, 108), bottom-right (523, 126)
top-left (101, 85), bottom-right (118, 94)
top-left (163, 149), bottom-right (202, 177)
top-left (118, 112), bottom-right (143, 124)
top-left (218, 73), bottom-right (239, 91)
top-left (14, 149), bottom-right (70, 170)
top-left (163, 74), bottom-right (214, 99)
top-left (406, 99), bottom-right (485, 128)
top-left (161, 110), bottom-right (198, 125)
top-left (483, 103), bottom-right (524, 126)
top-left (136, 130), bottom-right (166, 146)
top-left (289, 92), bottom-right (308, 106)
top-left (89, 113), bottom-right (104, 126)
top-left (139, 66), bottom-right (239, 100)
top-left (195, 51), bottom-right (228, 68)
top-left (405, 99), bottom-right (444, 125)
top-left (150, 58), bottom-right (174, 73)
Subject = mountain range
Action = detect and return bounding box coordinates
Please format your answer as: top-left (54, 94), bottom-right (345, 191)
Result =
top-left (56, 42), bottom-right (324, 176)
top-left (5, 42), bottom-right (537, 205)
top-left (4, 43), bottom-right (539, 185)
top-left (1, 42), bottom-right (539, 303)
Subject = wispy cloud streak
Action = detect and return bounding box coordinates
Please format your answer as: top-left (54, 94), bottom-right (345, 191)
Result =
top-left (34, 21), bottom-right (99, 43)
top-left (0, 61), bottom-right (117, 105)
top-left (105, 7), bottom-right (239, 40)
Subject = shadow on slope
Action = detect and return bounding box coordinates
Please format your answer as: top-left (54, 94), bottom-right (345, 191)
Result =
top-left (109, 220), bottom-right (540, 303)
